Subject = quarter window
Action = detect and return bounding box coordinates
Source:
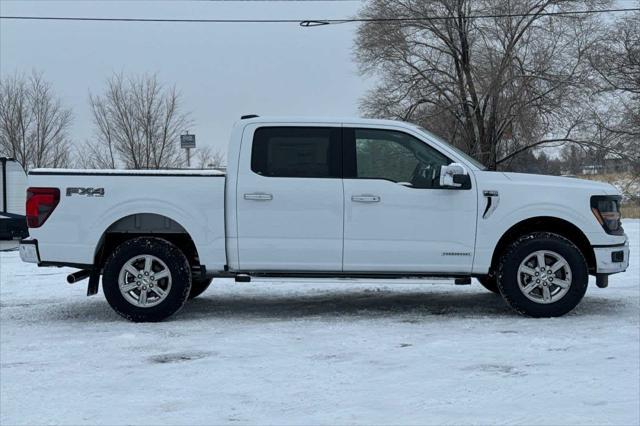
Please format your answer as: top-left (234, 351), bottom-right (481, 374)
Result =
top-left (251, 127), bottom-right (341, 178)
top-left (352, 129), bottom-right (451, 188)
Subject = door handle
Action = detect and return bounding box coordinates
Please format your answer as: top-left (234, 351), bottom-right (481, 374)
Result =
top-left (244, 192), bottom-right (273, 201)
top-left (351, 194), bottom-right (381, 203)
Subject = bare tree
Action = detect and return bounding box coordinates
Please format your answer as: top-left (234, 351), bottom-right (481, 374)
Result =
top-left (194, 145), bottom-right (225, 169)
top-left (356, 0), bottom-right (608, 170)
top-left (0, 71), bottom-right (72, 170)
top-left (588, 11), bottom-right (639, 175)
top-left (82, 73), bottom-right (190, 169)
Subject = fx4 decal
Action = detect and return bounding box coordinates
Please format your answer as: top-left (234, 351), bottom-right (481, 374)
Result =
top-left (66, 187), bottom-right (105, 197)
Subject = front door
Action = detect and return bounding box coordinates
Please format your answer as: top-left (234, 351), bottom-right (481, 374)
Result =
top-left (342, 127), bottom-right (477, 273)
top-left (236, 125), bottom-right (344, 271)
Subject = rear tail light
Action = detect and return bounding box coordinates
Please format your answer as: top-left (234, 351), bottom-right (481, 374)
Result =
top-left (26, 187), bottom-right (60, 228)
top-left (591, 195), bottom-right (623, 235)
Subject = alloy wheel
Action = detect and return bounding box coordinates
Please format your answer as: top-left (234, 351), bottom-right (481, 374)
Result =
top-left (118, 254), bottom-right (172, 308)
top-left (517, 250), bottom-right (572, 304)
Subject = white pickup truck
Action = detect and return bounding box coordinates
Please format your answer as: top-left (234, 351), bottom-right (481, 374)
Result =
top-left (19, 116), bottom-right (630, 321)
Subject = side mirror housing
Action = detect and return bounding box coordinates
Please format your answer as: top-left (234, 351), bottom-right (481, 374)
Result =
top-left (440, 163), bottom-right (471, 189)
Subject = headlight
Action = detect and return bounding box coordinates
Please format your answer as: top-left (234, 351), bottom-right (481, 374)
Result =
top-left (591, 195), bottom-right (624, 235)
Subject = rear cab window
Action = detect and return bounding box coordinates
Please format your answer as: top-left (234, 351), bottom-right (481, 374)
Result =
top-left (251, 127), bottom-right (341, 178)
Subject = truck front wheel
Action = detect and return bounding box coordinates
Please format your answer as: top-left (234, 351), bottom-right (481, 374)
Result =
top-left (102, 237), bottom-right (192, 322)
top-left (497, 232), bottom-right (588, 317)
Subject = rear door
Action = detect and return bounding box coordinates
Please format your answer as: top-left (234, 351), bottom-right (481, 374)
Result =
top-left (235, 124), bottom-right (344, 271)
top-left (342, 126), bottom-right (477, 273)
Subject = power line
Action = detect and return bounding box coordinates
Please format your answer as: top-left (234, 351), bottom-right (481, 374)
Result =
top-left (49, 0), bottom-right (361, 1)
top-left (190, 0), bottom-right (361, 2)
top-left (0, 7), bottom-right (638, 27)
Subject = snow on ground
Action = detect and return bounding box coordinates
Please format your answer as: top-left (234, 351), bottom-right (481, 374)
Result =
top-left (1, 221), bottom-right (639, 426)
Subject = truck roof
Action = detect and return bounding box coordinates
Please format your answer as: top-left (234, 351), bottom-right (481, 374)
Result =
top-left (236, 116), bottom-right (419, 129)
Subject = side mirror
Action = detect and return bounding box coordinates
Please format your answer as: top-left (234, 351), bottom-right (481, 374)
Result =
top-left (439, 163), bottom-right (470, 189)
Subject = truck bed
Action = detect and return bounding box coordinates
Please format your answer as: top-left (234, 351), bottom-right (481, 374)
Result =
top-left (26, 169), bottom-right (227, 270)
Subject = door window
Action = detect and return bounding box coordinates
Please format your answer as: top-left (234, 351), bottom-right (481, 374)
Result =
top-left (350, 129), bottom-right (451, 189)
top-left (251, 127), bottom-right (341, 178)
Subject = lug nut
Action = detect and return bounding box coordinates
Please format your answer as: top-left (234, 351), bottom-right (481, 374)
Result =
top-left (536, 279), bottom-right (540, 283)
top-left (144, 271), bottom-right (149, 276)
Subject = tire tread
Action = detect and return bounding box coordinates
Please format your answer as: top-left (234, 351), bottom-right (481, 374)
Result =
top-left (497, 232), bottom-right (588, 317)
top-left (102, 237), bottom-right (192, 322)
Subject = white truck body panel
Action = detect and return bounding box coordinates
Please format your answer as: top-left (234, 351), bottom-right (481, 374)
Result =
top-left (471, 170), bottom-right (622, 274)
top-left (343, 177), bottom-right (478, 273)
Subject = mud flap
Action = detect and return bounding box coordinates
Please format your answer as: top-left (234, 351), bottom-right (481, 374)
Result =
top-left (87, 269), bottom-right (100, 296)
top-left (595, 274), bottom-right (609, 289)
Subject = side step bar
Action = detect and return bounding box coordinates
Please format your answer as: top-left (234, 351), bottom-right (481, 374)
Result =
top-left (228, 272), bottom-right (472, 284)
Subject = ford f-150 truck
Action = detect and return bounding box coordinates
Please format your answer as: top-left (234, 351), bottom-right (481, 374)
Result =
top-left (18, 116), bottom-right (630, 321)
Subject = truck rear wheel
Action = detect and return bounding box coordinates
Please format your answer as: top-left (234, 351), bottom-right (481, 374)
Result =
top-left (497, 232), bottom-right (588, 317)
top-left (189, 277), bottom-right (213, 299)
top-left (102, 237), bottom-right (192, 322)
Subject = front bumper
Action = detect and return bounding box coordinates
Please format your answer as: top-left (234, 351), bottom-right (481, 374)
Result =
top-left (19, 239), bottom-right (40, 264)
top-left (593, 239), bottom-right (630, 274)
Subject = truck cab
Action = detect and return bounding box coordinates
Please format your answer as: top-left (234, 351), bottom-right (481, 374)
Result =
top-left (19, 117), bottom-right (630, 321)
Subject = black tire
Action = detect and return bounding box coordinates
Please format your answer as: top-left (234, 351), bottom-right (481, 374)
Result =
top-left (478, 275), bottom-right (500, 294)
top-left (102, 237), bottom-right (192, 322)
top-left (497, 232), bottom-right (588, 318)
top-left (189, 277), bottom-right (213, 299)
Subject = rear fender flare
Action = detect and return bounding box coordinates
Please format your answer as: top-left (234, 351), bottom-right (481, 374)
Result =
top-left (89, 201), bottom-right (205, 264)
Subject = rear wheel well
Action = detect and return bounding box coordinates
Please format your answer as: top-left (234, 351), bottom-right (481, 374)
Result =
top-left (490, 217), bottom-right (595, 275)
top-left (94, 214), bottom-right (200, 270)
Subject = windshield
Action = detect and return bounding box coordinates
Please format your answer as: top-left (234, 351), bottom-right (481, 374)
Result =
top-left (414, 126), bottom-right (488, 170)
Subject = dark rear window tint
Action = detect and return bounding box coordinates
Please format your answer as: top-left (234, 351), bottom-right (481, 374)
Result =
top-left (251, 127), bottom-right (341, 178)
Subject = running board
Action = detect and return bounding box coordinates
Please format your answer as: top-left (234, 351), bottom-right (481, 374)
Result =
top-left (224, 272), bottom-right (472, 283)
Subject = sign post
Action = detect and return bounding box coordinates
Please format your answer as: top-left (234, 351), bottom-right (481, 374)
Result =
top-left (180, 132), bottom-right (196, 168)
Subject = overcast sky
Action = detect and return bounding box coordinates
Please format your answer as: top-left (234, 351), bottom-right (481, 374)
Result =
top-left (0, 0), bottom-right (369, 156)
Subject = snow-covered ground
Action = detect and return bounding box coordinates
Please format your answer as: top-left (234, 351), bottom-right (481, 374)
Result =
top-left (1, 221), bottom-right (639, 426)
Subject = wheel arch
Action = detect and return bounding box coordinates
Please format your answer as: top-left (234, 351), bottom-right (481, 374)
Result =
top-left (93, 213), bottom-right (200, 269)
top-left (489, 216), bottom-right (596, 275)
